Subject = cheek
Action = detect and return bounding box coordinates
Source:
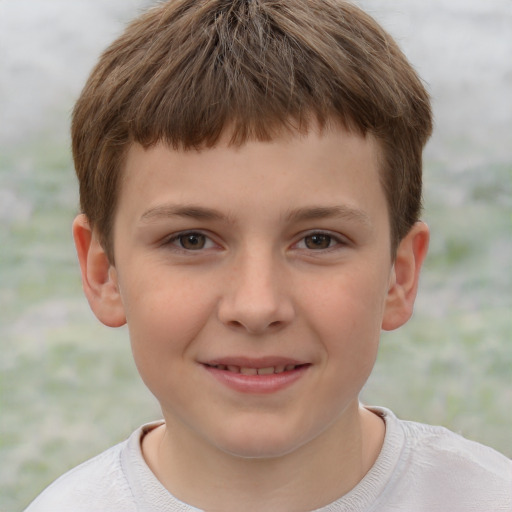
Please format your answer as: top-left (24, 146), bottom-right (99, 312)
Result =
top-left (304, 269), bottom-right (388, 370)
top-left (308, 269), bottom-right (388, 332)
top-left (119, 275), bottom-right (216, 374)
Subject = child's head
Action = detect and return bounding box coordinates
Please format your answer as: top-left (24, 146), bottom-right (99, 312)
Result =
top-left (71, 0), bottom-right (432, 471)
top-left (72, 0), bottom-right (432, 262)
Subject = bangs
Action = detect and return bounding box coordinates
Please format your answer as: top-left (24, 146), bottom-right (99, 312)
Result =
top-left (86, 0), bottom-right (424, 150)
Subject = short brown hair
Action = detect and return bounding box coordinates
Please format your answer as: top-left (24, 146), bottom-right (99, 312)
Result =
top-left (72, 0), bottom-right (432, 261)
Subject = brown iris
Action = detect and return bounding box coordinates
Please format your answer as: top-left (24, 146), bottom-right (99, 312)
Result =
top-left (179, 233), bottom-right (207, 250)
top-left (304, 234), bottom-right (332, 250)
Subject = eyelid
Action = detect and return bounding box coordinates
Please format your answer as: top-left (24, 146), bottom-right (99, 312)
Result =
top-left (292, 230), bottom-right (350, 250)
top-left (162, 230), bottom-right (220, 252)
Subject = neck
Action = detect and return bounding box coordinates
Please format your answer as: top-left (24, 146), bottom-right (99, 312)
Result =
top-left (142, 403), bottom-right (384, 512)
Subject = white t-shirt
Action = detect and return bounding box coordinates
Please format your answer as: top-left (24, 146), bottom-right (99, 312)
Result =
top-left (24, 408), bottom-right (512, 511)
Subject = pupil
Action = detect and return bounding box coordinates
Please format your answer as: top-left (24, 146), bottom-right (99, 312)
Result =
top-left (181, 234), bottom-right (205, 250)
top-left (306, 234), bottom-right (331, 249)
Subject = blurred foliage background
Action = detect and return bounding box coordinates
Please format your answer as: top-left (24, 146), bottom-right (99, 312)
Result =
top-left (1, 1), bottom-right (511, 510)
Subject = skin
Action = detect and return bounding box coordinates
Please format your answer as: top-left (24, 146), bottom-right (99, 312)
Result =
top-left (74, 124), bottom-right (429, 511)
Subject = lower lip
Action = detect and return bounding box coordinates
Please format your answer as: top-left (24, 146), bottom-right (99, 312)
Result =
top-left (203, 365), bottom-right (310, 394)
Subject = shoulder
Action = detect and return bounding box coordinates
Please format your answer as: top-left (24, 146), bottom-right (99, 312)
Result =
top-left (381, 408), bottom-right (512, 511)
top-left (401, 416), bottom-right (512, 478)
top-left (24, 431), bottom-right (140, 512)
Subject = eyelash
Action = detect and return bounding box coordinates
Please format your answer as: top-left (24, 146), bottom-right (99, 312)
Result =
top-left (162, 230), bottom-right (347, 253)
top-left (163, 231), bottom-right (218, 252)
top-left (293, 231), bottom-right (348, 252)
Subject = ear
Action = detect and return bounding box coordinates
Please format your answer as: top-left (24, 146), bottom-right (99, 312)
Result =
top-left (72, 214), bottom-right (126, 328)
top-left (382, 221), bottom-right (429, 331)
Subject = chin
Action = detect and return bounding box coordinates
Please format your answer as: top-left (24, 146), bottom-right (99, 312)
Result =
top-left (211, 421), bottom-right (313, 460)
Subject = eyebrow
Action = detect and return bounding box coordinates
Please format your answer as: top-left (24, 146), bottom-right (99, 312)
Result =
top-left (139, 204), bottom-right (228, 223)
top-left (139, 203), bottom-right (372, 227)
top-left (284, 205), bottom-right (372, 226)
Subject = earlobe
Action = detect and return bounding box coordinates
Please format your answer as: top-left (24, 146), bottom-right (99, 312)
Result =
top-left (382, 222), bottom-right (429, 331)
top-left (72, 214), bottom-right (126, 328)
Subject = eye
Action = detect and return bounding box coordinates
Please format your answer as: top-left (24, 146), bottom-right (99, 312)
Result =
top-left (166, 232), bottom-right (215, 251)
top-left (294, 231), bottom-right (346, 251)
top-left (303, 233), bottom-right (334, 250)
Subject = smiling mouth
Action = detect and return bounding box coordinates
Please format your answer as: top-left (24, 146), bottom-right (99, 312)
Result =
top-left (204, 363), bottom-right (309, 375)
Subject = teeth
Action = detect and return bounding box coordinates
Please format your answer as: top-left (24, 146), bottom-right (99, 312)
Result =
top-left (211, 364), bottom-right (298, 374)
top-left (257, 367), bottom-right (275, 375)
top-left (240, 367), bottom-right (258, 375)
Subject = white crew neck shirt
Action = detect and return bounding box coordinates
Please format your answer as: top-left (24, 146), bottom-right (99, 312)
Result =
top-left (25, 407), bottom-right (512, 511)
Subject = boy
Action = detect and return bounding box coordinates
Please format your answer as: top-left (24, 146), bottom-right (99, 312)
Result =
top-left (26, 0), bottom-right (511, 510)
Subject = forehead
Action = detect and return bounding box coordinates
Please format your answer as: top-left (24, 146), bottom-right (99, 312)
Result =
top-left (117, 125), bottom-right (386, 226)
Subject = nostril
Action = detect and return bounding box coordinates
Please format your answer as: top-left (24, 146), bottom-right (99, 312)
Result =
top-left (225, 318), bottom-right (283, 334)
top-left (227, 320), bottom-right (244, 329)
top-left (218, 295), bottom-right (295, 333)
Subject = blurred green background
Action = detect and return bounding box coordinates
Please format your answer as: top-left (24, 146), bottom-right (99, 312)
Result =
top-left (1, 1), bottom-right (511, 510)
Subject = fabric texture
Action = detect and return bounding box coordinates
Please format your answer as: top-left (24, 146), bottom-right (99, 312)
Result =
top-left (24, 407), bottom-right (512, 512)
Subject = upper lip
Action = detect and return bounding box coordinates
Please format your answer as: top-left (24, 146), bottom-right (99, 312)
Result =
top-left (201, 356), bottom-right (308, 369)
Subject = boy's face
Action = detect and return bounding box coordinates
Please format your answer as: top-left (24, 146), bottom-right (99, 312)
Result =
top-left (79, 125), bottom-right (426, 459)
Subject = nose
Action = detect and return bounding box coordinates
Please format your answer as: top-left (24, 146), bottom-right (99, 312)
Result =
top-left (217, 249), bottom-right (295, 334)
